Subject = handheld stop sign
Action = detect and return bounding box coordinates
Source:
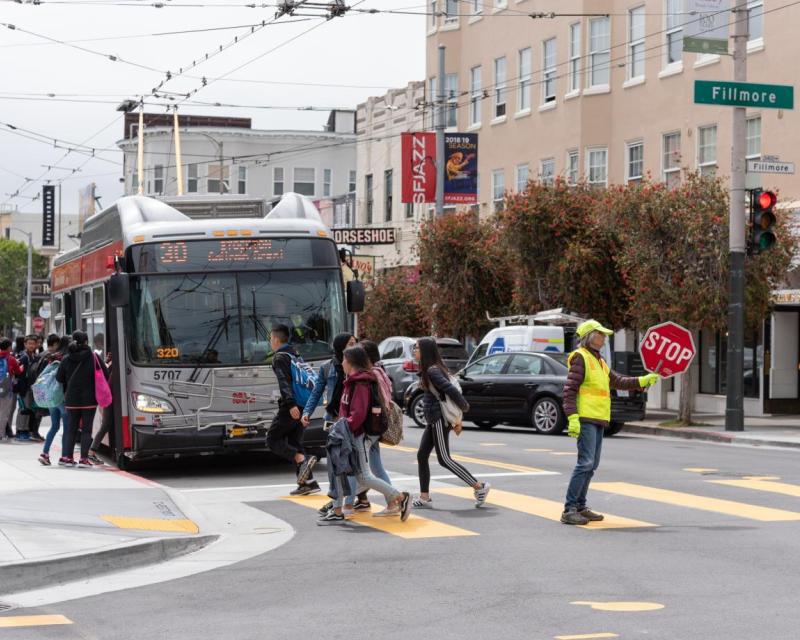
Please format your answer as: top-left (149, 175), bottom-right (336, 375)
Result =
top-left (639, 321), bottom-right (697, 378)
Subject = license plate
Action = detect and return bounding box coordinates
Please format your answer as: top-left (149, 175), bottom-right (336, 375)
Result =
top-left (228, 426), bottom-right (251, 438)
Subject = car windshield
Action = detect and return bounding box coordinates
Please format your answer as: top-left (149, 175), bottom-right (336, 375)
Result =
top-left (439, 344), bottom-right (468, 360)
top-left (128, 270), bottom-right (345, 366)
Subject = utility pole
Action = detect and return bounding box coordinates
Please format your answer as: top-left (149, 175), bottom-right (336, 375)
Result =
top-left (218, 141), bottom-right (224, 195)
top-left (173, 108), bottom-right (185, 196)
top-left (725, 0), bottom-right (748, 431)
top-left (137, 102), bottom-right (145, 196)
top-left (435, 44), bottom-right (445, 217)
top-left (57, 182), bottom-right (62, 253)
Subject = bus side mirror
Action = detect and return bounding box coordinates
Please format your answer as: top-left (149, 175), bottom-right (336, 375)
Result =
top-left (347, 280), bottom-right (365, 313)
top-left (108, 273), bottom-right (130, 308)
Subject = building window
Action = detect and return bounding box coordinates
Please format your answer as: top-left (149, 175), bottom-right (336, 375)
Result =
top-left (446, 73), bottom-right (458, 128)
top-left (187, 164), bottom-right (198, 193)
top-left (405, 202), bottom-right (414, 219)
top-left (365, 174), bottom-right (374, 224)
top-left (746, 116), bottom-right (762, 189)
top-left (445, 0), bottom-right (458, 21)
top-left (628, 6), bottom-right (646, 80)
top-left (540, 158), bottom-right (555, 185)
top-left (748, 1), bottom-right (763, 42)
top-left (430, 0), bottom-right (437, 28)
top-left (627, 142), bottom-right (644, 184)
top-left (153, 165), bottom-right (164, 194)
top-left (470, 0), bottom-right (481, 15)
top-left (428, 78), bottom-right (437, 129)
top-left (542, 38), bottom-right (557, 102)
top-left (518, 47), bottom-right (532, 112)
top-left (516, 164), bottom-right (529, 192)
top-left (207, 165), bottom-right (229, 194)
top-left (662, 132), bottom-right (681, 188)
top-left (131, 172), bottom-right (138, 194)
top-left (293, 167), bottom-right (315, 196)
top-left (698, 125), bottom-right (717, 177)
top-left (665, 0), bottom-right (683, 65)
top-left (589, 17), bottom-right (611, 87)
top-left (587, 148), bottom-right (608, 186)
top-left (569, 22), bottom-right (581, 92)
top-left (273, 167), bottom-right (284, 196)
top-left (349, 169), bottom-right (356, 193)
top-left (470, 66), bottom-right (482, 126)
top-left (567, 150), bottom-right (579, 185)
top-left (494, 56), bottom-right (507, 118)
top-left (492, 169), bottom-right (505, 212)
top-left (384, 169), bottom-right (393, 222)
top-left (494, 0), bottom-right (506, 8)
top-left (323, 168), bottom-right (332, 197)
top-left (237, 166), bottom-right (247, 195)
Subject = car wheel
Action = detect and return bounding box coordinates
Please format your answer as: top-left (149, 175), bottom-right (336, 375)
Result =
top-left (474, 420), bottom-right (498, 430)
top-left (531, 397), bottom-right (565, 434)
top-left (409, 394), bottom-right (427, 428)
top-left (606, 422), bottom-right (624, 437)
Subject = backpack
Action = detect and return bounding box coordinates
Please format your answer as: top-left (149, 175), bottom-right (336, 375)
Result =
top-left (379, 400), bottom-right (404, 446)
top-left (0, 356), bottom-right (10, 398)
top-left (31, 361), bottom-right (64, 409)
top-left (361, 381), bottom-right (389, 438)
top-left (288, 354), bottom-right (316, 409)
top-left (435, 375), bottom-right (464, 427)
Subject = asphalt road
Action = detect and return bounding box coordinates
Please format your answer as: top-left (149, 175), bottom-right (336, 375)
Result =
top-left (4, 420), bottom-right (800, 640)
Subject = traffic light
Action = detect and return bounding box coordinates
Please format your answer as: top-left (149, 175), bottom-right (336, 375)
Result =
top-left (749, 189), bottom-right (777, 254)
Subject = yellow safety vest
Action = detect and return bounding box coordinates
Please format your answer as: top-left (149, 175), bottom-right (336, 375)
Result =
top-left (568, 347), bottom-right (611, 422)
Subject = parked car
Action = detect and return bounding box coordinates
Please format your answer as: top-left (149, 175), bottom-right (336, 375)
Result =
top-left (404, 351), bottom-right (646, 436)
top-left (378, 336), bottom-right (469, 404)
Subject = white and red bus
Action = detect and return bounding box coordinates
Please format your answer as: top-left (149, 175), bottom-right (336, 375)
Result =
top-left (51, 193), bottom-right (363, 468)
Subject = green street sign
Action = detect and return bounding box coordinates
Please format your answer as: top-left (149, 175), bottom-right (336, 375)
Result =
top-left (694, 81), bottom-right (794, 110)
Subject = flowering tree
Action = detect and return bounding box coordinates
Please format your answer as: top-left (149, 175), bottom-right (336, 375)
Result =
top-left (358, 267), bottom-right (429, 342)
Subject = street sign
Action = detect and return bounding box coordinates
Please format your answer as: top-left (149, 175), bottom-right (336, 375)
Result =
top-left (694, 81), bottom-right (794, 110)
top-left (747, 159), bottom-right (795, 175)
top-left (683, 0), bottom-right (730, 55)
top-left (639, 321), bottom-right (697, 378)
top-left (32, 317), bottom-right (45, 333)
top-left (38, 304), bottom-right (51, 319)
top-left (30, 278), bottom-right (51, 301)
top-left (333, 227), bottom-right (396, 245)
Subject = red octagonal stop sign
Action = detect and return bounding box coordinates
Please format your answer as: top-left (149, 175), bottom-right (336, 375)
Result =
top-left (639, 321), bottom-right (696, 378)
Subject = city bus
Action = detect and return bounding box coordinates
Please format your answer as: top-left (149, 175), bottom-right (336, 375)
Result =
top-left (51, 193), bottom-right (364, 468)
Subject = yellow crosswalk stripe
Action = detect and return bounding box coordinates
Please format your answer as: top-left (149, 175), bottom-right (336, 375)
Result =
top-left (709, 477), bottom-right (800, 498)
top-left (391, 445), bottom-right (549, 474)
top-left (282, 494), bottom-right (479, 539)
top-left (434, 487), bottom-right (656, 529)
top-left (0, 615), bottom-right (73, 628)
top-left (102, 516), bottom-right (200, 533)
top-left (592, 482), bottom-right (800, 522)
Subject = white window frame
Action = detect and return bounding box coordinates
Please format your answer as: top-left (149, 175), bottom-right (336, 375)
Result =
top-left (664, 0), bottom-right (683, 69)
top-left (567, 150), bottom-right (579, 185)
top-left (627, 6), bottom-right (646, 81)
top-left (348, 169), bottom-right (357, 193)
top-left (207, 164), bottom-right (229, 194)
top-left (626, 141), bottom-right (644, 184)
top-left (747, 1), bottom-right (763, 45)
top-left (237, 165), bottom-right (247, 195)
top-left (568, 22), bottom-right (581, 94)
top-left (470, 66), bottom-right (482, 126)
top-left (518, 48), bottom-right (532, 113)
top-left (662, 131), bottom-right (681, 188)
top-left (746, 116), bottom-right (761, 159)
top-left (273, 167), bottom-right (284, 196)
top-left (187, 164), bottom-right (198, 193)
top-left (153, 164), bottom-right (164, 194)
top-left (445, 0), bottom-right (459, 23)
top-left (494, 56), bottom-right (507, 119)
top-left (587, 147), bottom-right (608, 186)
top-left (492, 168), bottom-right (505, 212)
top-left (429, 0), bottom-right (438, 30)
top-left (542, 38), bottom-right (557, 103)
top-left (323, 168), bottom-right (332, 197)
top-left (540, 158), bottom-right (555, 185)
top-left (588, 16), bottom-right (611, 88)
top-left (516, 163), bottom-right (529, 192)
top-left (293, 167), bottom-right (316, 196)
top-left (697, 125), bottom-right (718, 176)
top-left (445, 73), bottom-right (458, 128)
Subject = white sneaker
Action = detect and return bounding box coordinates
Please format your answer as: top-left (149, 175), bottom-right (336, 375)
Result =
top-left (372, 506), bottom-right (401, 517)
top-left (474, 482), bottom-right (491, 507)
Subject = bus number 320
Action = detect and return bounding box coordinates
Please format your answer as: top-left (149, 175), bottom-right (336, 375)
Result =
top-left (156, 347), bottom-right (180, 359)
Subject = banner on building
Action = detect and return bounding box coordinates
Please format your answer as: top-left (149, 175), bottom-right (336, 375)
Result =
top-left (42, 185), bottom-right (55, 247)
top-left (352, 255), bottom-right (376, 281)
top-left (401, 132), bottom-right (436, 204)
top-left (444, 133), bottom-right (478, 204)
top-left (78, 183), bottom-right (96, 232)
top-left (683, 0), bottom-right (730, 55)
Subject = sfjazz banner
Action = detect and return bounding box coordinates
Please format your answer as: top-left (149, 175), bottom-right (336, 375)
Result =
top-left (42, 185), bottom-right (56, 247)
top-left (401, 132), bottom-right (436, 204)
top-left (444, 133), bottom-right (478, 204)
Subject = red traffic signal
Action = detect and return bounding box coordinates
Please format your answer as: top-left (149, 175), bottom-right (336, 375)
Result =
top-left (750, 189), bottom-right (777, 253)
top-left (757, 190), bottom-right (777, 211)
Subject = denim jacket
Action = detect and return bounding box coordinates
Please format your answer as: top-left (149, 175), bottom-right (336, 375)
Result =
top-left (302, 358), bottom-right (339, 421)
top-left (325, 417), bottom-right (360, 477)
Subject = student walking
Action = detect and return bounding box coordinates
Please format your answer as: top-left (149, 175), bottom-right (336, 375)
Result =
top-left (87, 352), bottom-right (114, 465)
top-left (0, 338), bottom-right (22, 441)
top-left (267, 324), bottom-right (318, 495)
top-left (561, 320), bottom-right (659, 525)
top-left (413, 337), bottom-right (489, 509)
top-left (38, 334), bottom-right (67, 466)
top-left (318, 345), bottom-right (410, 524)
top-left (15, 334), bottom-right (43, 442)
top-left (55, 331), bottom-right (108, 468)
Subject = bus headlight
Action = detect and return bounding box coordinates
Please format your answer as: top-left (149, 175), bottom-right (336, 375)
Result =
top-left (133, 392), bottom-right (175, 414)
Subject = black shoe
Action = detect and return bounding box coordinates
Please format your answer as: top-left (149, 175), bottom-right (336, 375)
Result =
top-left (353, 499), bottom-right (371, 511)
top-left (297, 455), bottom-right (318, 484)
top-left (579, 508), bottom-right (604, 522)
top-left (289, 480), bottom-right (321, 496)
top-left (29, 434), bottom-right (44, 443)
top-left (317, 510), bottom-right (345, 526)
top-left (561, 508), bottom-right (589, 525)
top-left (317, 500), bottom-right (334, 515)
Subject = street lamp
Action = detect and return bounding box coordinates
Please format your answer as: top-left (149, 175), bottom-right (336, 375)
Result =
top-left (8, 228), bottom-right (33, 335)
top-left (191, 132), bottom-right (225, 195)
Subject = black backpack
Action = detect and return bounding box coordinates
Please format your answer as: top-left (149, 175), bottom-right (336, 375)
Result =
top-left (360, 381), bottom-right (388, 437)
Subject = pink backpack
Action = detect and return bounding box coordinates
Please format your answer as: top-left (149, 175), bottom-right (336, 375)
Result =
top-left (94, 354), bottom-right (112, 408)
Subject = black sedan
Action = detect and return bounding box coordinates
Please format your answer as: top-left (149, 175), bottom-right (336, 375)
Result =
top-left (404, 351), bottom-right (646, 435)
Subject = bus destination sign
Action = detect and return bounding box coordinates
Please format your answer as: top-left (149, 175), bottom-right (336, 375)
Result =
top-left (333, 227), bottom-right (396, 245)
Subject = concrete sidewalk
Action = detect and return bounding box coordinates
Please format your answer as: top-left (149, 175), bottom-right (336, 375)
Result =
top-left (0, 437), bottom-right (215, 596)
top-left (625, 410), bottom-right (800, 449)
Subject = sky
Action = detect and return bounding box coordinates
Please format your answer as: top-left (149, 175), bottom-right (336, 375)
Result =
top-left (0, 0), bottom-right (426, 216)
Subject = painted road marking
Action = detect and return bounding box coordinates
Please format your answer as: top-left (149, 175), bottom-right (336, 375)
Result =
top-left (283, 494), bottom-right (479, 539)
top-left (101, 516), bottom-right (200, 533)
top-left (592, 482), bottom-right (800, 522)
top-left (391, 445), bottom-right (557, 475)
top-left (0, 615), bottom-right (73, 628)
top-left (524, 448), bottom-right (553, 452)
top-left (684, 467), bottom-right (718, 474)
top-left (480, 443), bottom-right (506, 447)
top-left (434, 487), bottom-right (656, 529)
top-left (555, 634), bottom-right (619, 640)
top-left (571, 600), bottom-right (665, 612)
top-left (709, 476), bottom-right (800, 498)
top-left (549, 452), bottom-right (576, 456)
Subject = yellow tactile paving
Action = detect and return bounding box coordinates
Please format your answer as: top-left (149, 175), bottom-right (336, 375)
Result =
top-left (434, 487), bottom-right (656, 529)
top-left (101, 516), bottom-right (200, 533)
top-left (0, 615), bottom-right (72, 628)
top-left (709, 476), bottom-right (800, 498)
top-left (282, 494), bottom-right (479, 539)
top-left (592, 482), bottom-right (800, 522)
top-left (391, 445), bottom-right (549, 474)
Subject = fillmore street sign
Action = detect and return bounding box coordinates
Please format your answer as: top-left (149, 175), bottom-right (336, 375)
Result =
top-left (694, 81), bottom-right (794, 110)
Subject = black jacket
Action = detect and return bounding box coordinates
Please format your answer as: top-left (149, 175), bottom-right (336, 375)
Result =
top-left (271, 344), bottom-right (298, 410)
top-left (15, 350), bottom-right (41, 396)
top-left (56, 345), bottom-right (108, 408)
top-left (421, 365), bottom-right (470, 424)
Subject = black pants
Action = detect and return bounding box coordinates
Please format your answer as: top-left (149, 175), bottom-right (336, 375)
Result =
top-left (267, 410), bottom-right (311, 479)
top-left (417, 417), bottom-right (478, 493)
top-left (91, 404), bottom-right (114, 451)
top-left (64, 408), bottom-right (97, 461)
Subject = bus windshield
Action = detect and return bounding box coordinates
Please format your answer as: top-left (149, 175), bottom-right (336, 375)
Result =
top-left (129, 269), bottom-right (345, 366)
